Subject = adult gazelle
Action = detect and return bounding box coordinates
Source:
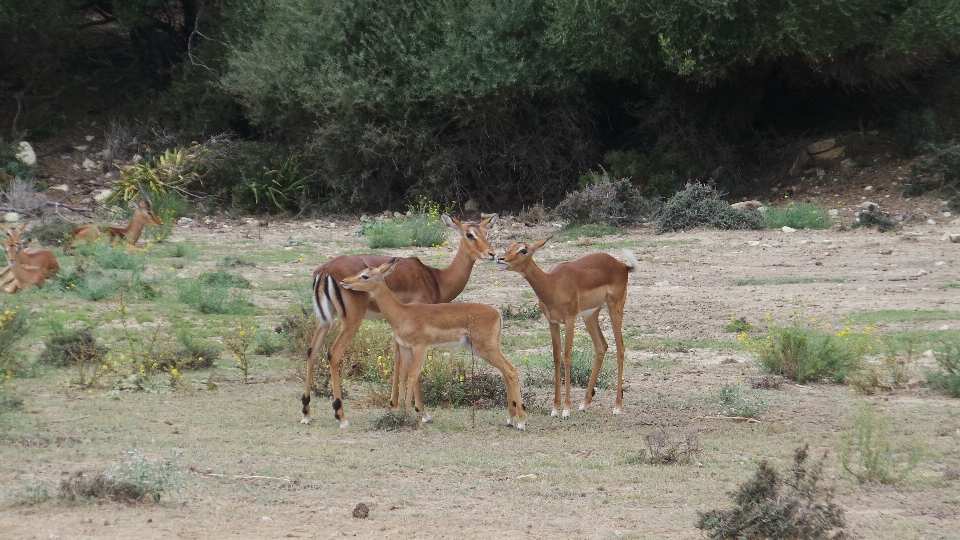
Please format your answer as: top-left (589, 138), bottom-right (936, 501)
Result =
top-left (0, 224), bottom-right (60, 293)
top-left (302, 215), bottom-right (497, 427)
top-left (498, 236), bottom-right (637, 419)
top-left (341, 260), bottom-right (525, 429)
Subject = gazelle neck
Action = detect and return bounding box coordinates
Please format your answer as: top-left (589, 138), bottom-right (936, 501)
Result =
top-left (121, 215), bottom-right (148, 243)
top-left (432, 242), bottom-right (478, 303)
top-left (365, 282), bottom-right (408, 325)
top-left (516, 259), bottom-right (554, 299)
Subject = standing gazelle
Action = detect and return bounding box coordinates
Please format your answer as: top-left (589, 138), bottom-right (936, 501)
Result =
top-left (302, 215), bottom-right (497, 427)
top-left (0, 224), bottom-right (60, 293)
top-left (498, 236), bottom-right (637, 419)
top-left (341, 260), bottom-right (526, 429)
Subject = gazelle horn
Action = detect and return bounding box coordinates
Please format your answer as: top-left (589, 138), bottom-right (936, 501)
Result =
top-left (136, 180), bottom-right (154, 207)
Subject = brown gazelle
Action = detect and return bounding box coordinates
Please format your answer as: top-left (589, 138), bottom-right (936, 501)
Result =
top-left (0, 224), bottom-right (60, 293)
top-left (69, 183), bottom-right (162, 248)
top-left (341, 260), bottom-right (526, 429)
top-left (498, 236), bottom-right (637, 419)
top-left (302, 214), bottom-right (497, 427)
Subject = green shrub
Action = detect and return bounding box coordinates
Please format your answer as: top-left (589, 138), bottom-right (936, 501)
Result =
top-left (24, 219), bottom-right (73, 247)
top-left (655, 182), bottom-right (765, 234)
top-left (418, 352), bottom-right (507, 409)
top-left (555, 175), bottom-right (658, 226)
top-left (765, 202), bottom-right (833, 230)
top-left (724, 317), bottom-right (753, 333)
top-left (697, 445), bottom-right (849, 540)
top-left (926, 341), bottom-right (960, 397)
top-left (0, 304), bottom-right (29, 378)
top-left (841, 402), bottom-right (921, 484)
top-left (0, 384), bottom-right (24, 414)
top-left (599, 150), bottom-right (700, 198)
top-left (74, 242), bottom-right (146, 271)
top-left (755, 326), bottom-right (865, 384)
top-left (39, 327), bottom-right (108, 368)
top-left (903, 141), bottom-right (960, 211)
top-left (714, 382), bottom-right (768, 419)
top-left (200, 269), bottom-right (251, 288)
top-left (361, 199), bottom-right (449, 249)
top-left (177, 280), bottom-right (254, 315)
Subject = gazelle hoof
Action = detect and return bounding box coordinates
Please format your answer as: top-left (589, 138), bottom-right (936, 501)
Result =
top-left (579, 403), bottom-right (587, 411)
top-left (421, 412), bottom-right (432, 424)
top-left (300, 416), bottom-right (311, 425)
top-left (613, 408), bottom-right (622, 415)
top-left (562, 410), bottom-right (570, 420)
top-left (339, 420), bottom-right (350, 428)
top-left (550, 409), bottom-right (559, 418)
top-left (516, 422), bottom-right (525, 431)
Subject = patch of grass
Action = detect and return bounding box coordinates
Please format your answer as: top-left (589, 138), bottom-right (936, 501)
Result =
top-left (765, 202), bottom-right (833, 230)
top-left (926, 340), bottom-right (960, 397)
top-left (0, 303), bottom-right (30, 378)
top-left (845, 310), bottom-right (960, 324)
top-left (734, 278), bottom-right (843, 286)
top-left (361, 199), bottom-right (450, 249)
top-left (697, 445), bottom-right (849, 539)
top-left (373, 410), bottom-right (420, 431)
top-left (724, 317), bottom-right (754, 333)
top-left (841, 402), bottom-right (921, 484)
top-left (944, 282), bottom-right (960, 289)
top-left (177, 279), bottom-right (255, 315)
top-left (59, 450), bottom-right (184, 503)
top-left (852, 206), bottom-right (899, 232)
top-left (164, 242), bottom-right (198, 258)
top-left (521, 345), bottom-right (615, 390)
top-left (419, 352), bottom-right (508, 409)
top-left (555, 222), bottom-right (625, 239)
top-left (753, 325), bottom-right (870, 384)
top-left (74, 242), bottom-right (146, 271)
top-left (713, 382), bottom-right (768, 419)
top-left (629, 428), bottom-right (700, 465)
top-left (200, 269), bottom-right (251, 288)
top-left (501, 303), bottom-right (541, 321)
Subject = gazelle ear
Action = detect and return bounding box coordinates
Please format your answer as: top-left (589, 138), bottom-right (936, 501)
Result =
top-left (530, 235), bottom-right (551, 252)
top-left (479, 214), bottom-right (497, 227)
top-left (377, 258), bottom-right (399, 277)
top-left (441, 214), bottom-right (460, 230)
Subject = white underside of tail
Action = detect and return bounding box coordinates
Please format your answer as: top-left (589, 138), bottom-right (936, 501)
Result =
top-left (622, 249), bottom-right (639, 272)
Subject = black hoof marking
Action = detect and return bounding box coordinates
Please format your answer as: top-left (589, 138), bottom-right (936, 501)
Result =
top-left (301, 395), bottom-right (311, 414)
top-left (307, 347), bottom-right (313, 357)
top-left (591, 388), bottom-right (596, 397)
top-left (414, 406), bottom-right (420, 413)
top-left (390, 400), bottom-right (395, 408)
top-left (521, 403), bottom-right (526, 411)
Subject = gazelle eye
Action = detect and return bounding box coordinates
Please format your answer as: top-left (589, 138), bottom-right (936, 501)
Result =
top-left (361, 274), bottom-right (369, 280)
top-left (466, 232), bottom-right (475, 239)
top-left (518, 247), bottom-right (527, 255)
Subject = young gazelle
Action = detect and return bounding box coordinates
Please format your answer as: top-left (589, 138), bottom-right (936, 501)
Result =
top-left (497, 236), bottom-right (637, 419)
top-left (0, 224), bottom-right (60, 293)
top-left (69, 184), bottom-right (162, 248)
top-left (341, 260), bottom-right (526, 429)
top-left (302, 215), bottom-right (497, 427)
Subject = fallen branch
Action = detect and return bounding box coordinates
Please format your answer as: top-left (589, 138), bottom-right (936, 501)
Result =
top-left (47, 416), bottom-right (89, 423)
top-left (205, 473), bottom-right (291, 481)
top-left (694, 415), bottom-right (762, 424)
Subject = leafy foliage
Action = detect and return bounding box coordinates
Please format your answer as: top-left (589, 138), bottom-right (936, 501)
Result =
top-left (755, 326), bottom-right (866, 384)
top-left (697, 445), bottom-right (849, 540)
top-left (555, 175), bottom-right (659, 226)
top-left (39, 327), bottom-right (108, 368)
top-left (654, 182), bottom-right (764, 234)
top-left (714, 382), bottom-right (768, 419)
top-left (765, 202), bottom-right (833, 230)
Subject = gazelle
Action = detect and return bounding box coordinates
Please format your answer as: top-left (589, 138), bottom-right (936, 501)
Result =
top-left (497, 236), bottom-right (637, 419)
top-left (302, 214), bottom-right (497, 427)
top-left (69, 184), bottom-right (162, 248)
top-left (0, 224), bottom-right (60, 293)
top-left (341, 260), bottom-right (526, 429)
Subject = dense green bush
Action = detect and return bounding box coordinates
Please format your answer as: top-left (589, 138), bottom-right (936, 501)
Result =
top-left (654, 182), bottom-right (764, 234)
top-left (756, 327), bottom-right (865, 384)
top-left (765, 203), bottom-right (833, 230)
top-left (39, 327), bottom-right (108, 368)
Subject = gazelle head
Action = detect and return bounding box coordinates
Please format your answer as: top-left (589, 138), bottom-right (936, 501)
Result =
top-left (134, 181), bottom-right (163, 226)
top-left (340, 259), bottom-right (399, 292)
top-left (0, 224), bottom-right (26, 263)
top-left (442, 214), bottom-right (497, 261)
top-left (497, 235), bottom-right (551, 272)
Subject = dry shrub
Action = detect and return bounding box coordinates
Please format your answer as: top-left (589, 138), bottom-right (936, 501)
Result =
top-left (39, 327), bottom-right (108, 369)
top-left (554, 176), bottom-right (658, 226)
top-left (372, 410), bottom-right (420, 431)
top-left (654, 182), bottom-right (765, 234)
top-left (638, 428), bottom-right (701, 465)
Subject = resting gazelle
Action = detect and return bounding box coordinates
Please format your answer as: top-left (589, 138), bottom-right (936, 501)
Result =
top-left (0, 224), bottom-right (60, 293)
top-left (340, 260), bottom-right (526, 430)
top-left (498, 236), bottom-right (636, 419)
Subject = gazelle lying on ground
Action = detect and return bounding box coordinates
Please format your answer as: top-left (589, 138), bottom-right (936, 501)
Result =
top-left (0, 224), bottom-right (60, 293)
top-left (341, 260), bottom-right (526, 429)
top-left (302, 215), bottom-right (497, 427)
top-left (69, 185), bottom-right (162, 249)
top-left (498, 236), bottom-right (637, 419)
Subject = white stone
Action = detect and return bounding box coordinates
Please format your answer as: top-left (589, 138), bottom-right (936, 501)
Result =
top-left (3, 212), bottom-right (22, 223)
top-left (927, 219), bottom-right (937, 225)
top-left (864, 185), bottom-right (873, 191)
top-left (781, 226), bottom-right (796, 233)
top-left (177, 217), bottom-right (194, 225)
top-left (50, 184), bottom-right (69, 192)
top-left (860, 201), bottom-right (878, 211)
top-left (81, 158), bottom-right (97, 170)
top-left (15, 141), bottom-right (36, 165)
top-left (74, 145), bottom-right (88, 151)
top-left (935, 261), bottom-right (946, 266)
top-left (828, 209), bottom-right (839, 217)
top-left (748, 240), bottom-right (761, 246)
top-left (944, 233), bottom-right (960, 243)
top-left (93, 188), bottom-right (113, 204)
top-left (944, 212), bottom-right (952, 217)
top-left (85, 135), bottom-right (95, 141)
top-left (464, 198), bottom-right (480, 212)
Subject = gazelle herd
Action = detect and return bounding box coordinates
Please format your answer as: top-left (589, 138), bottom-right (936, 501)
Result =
top-left (303, 214), bottom-right (637, 431)
top-left (6, 198), bottom-right (635, 431)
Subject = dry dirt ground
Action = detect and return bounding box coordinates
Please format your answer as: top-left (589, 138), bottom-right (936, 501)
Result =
top-left (1, 206), bottom-right (959, 539)
top-left (2, 125), bottom-right (960, 538)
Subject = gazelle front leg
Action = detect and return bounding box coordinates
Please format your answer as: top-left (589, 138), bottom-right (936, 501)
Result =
top-left (609, 298), bottom-right (628, 415)
top-left (580, 309), bottom-right (608, 412)
top-left (561, 319), bottom-right (576, 419)
top-left (548, 321), bottom-right (563, 417)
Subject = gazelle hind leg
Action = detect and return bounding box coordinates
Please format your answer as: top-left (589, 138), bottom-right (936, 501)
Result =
top-left (561, 320), bottom-right (576, 419)
top-left (579, 310), bottom-right (609, 412)
top-left (302, 321), bottom-right (331, 424)
top-left (608, 297), bottom-right (628, 415)
top-left (326, 315), bottom-right (364, 428)
top-left (473, 343), bottom-right (525, 430)
top-left (548, 322), bottom-right (563, 417)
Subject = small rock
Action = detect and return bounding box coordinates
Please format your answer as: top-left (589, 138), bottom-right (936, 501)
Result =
top-left (261, 516), bottom-right (272, 522)
top-left (859, 201), bottom-right (879, 211)
top-left (944, 212), bottom-right (952, 217)
top-left (828, 209), bottom-right (839, 217)
top-left (93, 188), bottom-right (113, 204)
top-left (352, 503), bottom-right (370, 519)
top-left (16, 141), bottom-right (36, 165)
top-left (781, 226), bottom-right (796, 233)
top-left (748, 241), bottom-right (761, 246)
top-left (74, 145), bottom-right (88, 151)
top-left (943, 233), bottom-right (960, 243)
top-left (841, 158), bottom-right (856, 170)
top-left (927, 219), bottom-right (937, 225)
top-left (731, 200), bottom-right (763, 211)
top-left (815, 168), bottom-right (826, 178)
top-left (463, 198), bottom-right (480, 212)
top-left (3, 212), bottom-right (22, 223)
top-left (178, 217), bottom-right (194, 225)
top-left (813, 146), bottom-right (845, 160)
top-left (85, 135), bottom-right (95, 141)
top-left (50, 184), bottom-right (69, 192)
top-left (81, 158), bottom-right (97, 170)
top-left (864, 185), bottom-right (873, 191)
top-left (515, 474), bottom-right (536, 481)
top-left (806, 139), bottom-right (836, 154)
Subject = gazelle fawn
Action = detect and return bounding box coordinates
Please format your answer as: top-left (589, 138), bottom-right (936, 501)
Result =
top-left (302, 215), bottom-right (497, 427)
top-left (0, 224), bottom-right (60, 293)
top-left (341, 260), bottom-right (526, 430)
top-left (498, 236), bottom-right (636, 419)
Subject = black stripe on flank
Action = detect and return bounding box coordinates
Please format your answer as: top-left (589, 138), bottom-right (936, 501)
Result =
top-left (327, 274), bottom-right (347, 320)
top-left (312, 273), bottom-right (326, 323)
